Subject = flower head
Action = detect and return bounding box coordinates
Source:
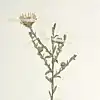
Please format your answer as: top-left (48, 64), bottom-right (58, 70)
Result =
top-left (60, 62), bottom-right (66, 69)
top-left (19, 13), bottom-right (37, 28)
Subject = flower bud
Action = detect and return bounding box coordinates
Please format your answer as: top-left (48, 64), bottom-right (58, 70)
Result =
top-left (60, 62), bottom-right (66, 68)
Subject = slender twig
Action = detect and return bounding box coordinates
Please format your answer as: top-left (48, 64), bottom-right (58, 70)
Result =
top-left (29, 27), bottom-right (52, 55)
top-left (54, 54), bottom-right (77, 78)
top-left (54, 43), bottom-right (64, 62)
top-left (19, 13), bottom-right (77, 100)
top-left (51, 23), bottom-right (56, 100)
top-left (28, 25), bottom-right (76, 100)
top-left (28, 27), bottom-right (52, 71)
top-left (20, 16), bottom-right (77, 100)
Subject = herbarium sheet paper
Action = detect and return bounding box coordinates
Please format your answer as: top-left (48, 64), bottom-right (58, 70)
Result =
top-left (0, 0), bottom-right (100, 100)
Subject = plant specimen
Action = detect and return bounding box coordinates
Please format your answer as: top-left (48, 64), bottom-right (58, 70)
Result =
top-left (19, 12), bottom-right (77, 100)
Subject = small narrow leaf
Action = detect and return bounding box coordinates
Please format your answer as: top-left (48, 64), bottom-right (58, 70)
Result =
top-left (38, 47), bottom-right (43, 52)
top-left (53, 86), bottom-right (57, 93)
top-left (55, 76), bottom-right (61, 78)
top-left (49, 91), bottom-right (52, 98)
top-left (64, 34), bottom-right (67, 41)
top-left (52, 23), bottom-right (56, 36)
top-left (55, 59), bottom-right (58, 63)
top-left (66, 60), bottom-right (69, 66)
top-left (45, 55), bottom-right (52, 58)
top-left (54, 40), bottom-right (64, 44)
top-left (53, 23), bottom-right (56, 29)
top-left (56, 51), bottom-right (59, 55)
top-left (29, 32), bottom-right (33, 37)
top-left (45, 70), bottom-right (52, 75)
top-left (45, 76), bottom-right (52, 83)
top-left (69, 54), bottom-right (77, 63)
top-left (53, 46), bottom-right (56, 53)
top-left (47, 65), bottom-right (52, 71)
top-left (73, 54), bottom-right (77, 60)
top-left (53, 75), bottom-right (61, 79)
top-left (29, 32), bottom-right (31, 35)
top-left (54, 35), bottom-right (59, 38)
top-left (35, 43), bottom-right (38, 47)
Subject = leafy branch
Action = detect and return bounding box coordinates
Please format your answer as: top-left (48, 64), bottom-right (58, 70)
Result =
top-left (29, 27), bottom-right (52, 55)
top-left (29, 27), bottom-right (52, 71)
top-left (53, 54), bottom-right (77, 78)
top-left (19, 13), bottom-right (77, 100)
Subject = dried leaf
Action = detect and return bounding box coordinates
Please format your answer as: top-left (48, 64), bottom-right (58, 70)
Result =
top-left (53, 46), bottom-right (56, 53)
top-left (29, 32), bottom-right (32, 35)
top-left (45, 76), bottom-right (52, 83)
top-left (73, 54), bottom-right (77, 60)
top-left (69, 54), bottom-right (77, 63)
top-left (53, 86), bottom-right (57, 93)
top-left (57, 48), bottom-right (61, 52)
top-left (45, 55), bottom-right (52, 58)
top-left (66, 60), bottom-right (69, 66)
top-left (53, 23), bottom-right (56, 29)
top-left (45, 70), bottom-right (52, 75)
top-left (56, 50), bottom-right (58, 54)
top-left (52, 23), bottom-right (56, 36)
top-left (64, 34), bottom-right (67, 41)
top-left (55, 59), bottom-right (58, 63)
top-left (35, 43), bottom-right (38, 47)
top-left (47, 64), bottom-right (52, 71)
top-left (54, 35), bottom-right (59, 38)
top-left (56, 76), bottom-right (61, 78)
top-left (38, 47), bottom-right (43, 52)
top-left (39, 54), bottom-right (44, 59)
top-left (49, 91), bottom-right (52, 98)
top-left (53, 75), bottom-right (61, 78)
top-left (54, 41), bottom-right (64, 44)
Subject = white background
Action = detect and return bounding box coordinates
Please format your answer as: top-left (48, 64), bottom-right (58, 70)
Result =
top-left (0, 0), bottom-right (100, 100)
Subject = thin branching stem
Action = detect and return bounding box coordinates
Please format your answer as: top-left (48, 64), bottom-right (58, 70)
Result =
top-left (29, 27), bottom-right (52, 56)
top-left (51, 23), bottom-right (56, 100)
top-left (54, 54), bottom-right (77, 78)
top-left (29, 27), bottom-right (52, 71)
top-left (19, 13), bottom-right (77, 100)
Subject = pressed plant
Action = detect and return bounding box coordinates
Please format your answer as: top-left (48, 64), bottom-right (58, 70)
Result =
top-left (19, 12), bottom-right (77, 100)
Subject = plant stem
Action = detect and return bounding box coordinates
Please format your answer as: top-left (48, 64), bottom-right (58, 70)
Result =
top-left (29, 27), bottom-right (52, 56)
top-left (51, 23), bottom-right (56, 100)
top-left (51, 40), bottom-right (54, 100)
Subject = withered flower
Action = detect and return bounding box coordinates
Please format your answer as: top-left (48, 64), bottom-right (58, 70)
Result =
top-left (19, 13), bottom-right (37, 28)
